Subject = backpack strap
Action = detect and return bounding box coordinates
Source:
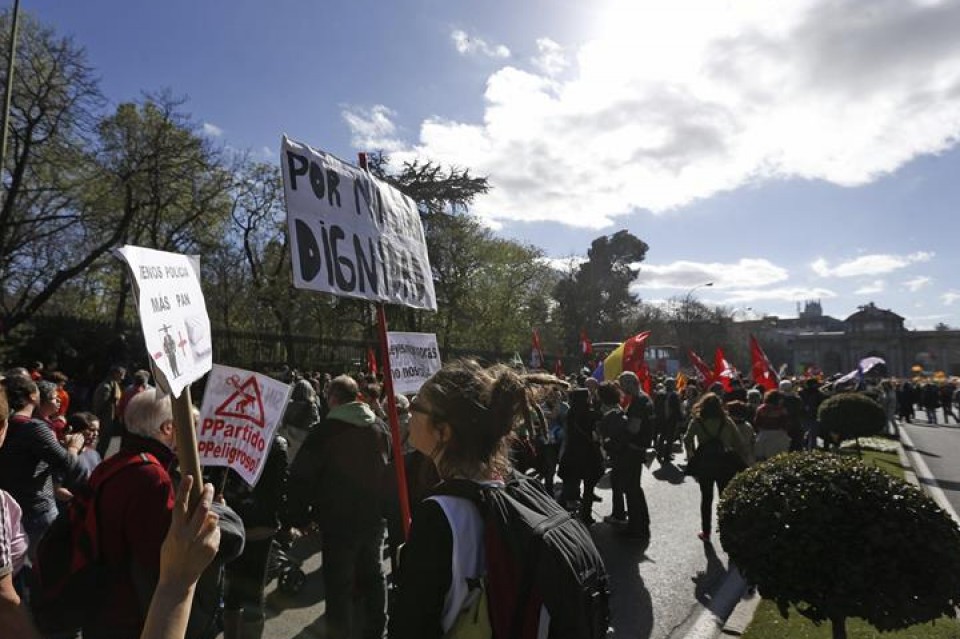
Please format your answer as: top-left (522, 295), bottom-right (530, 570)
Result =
top-left (92, 452), bottom-right (158, 485)
top-left (698, 418), bottom-right (725, 444)
top-left (90, 452), bottom-right (161, 559)
top-left (429, 477), bottom-right (487, 506)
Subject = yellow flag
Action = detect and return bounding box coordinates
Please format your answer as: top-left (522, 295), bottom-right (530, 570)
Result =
top-left (676, 371), bottom-right (688, 392)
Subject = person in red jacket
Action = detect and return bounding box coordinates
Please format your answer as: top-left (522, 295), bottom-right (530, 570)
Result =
top-left (83, 387), bottom-right (177, 639)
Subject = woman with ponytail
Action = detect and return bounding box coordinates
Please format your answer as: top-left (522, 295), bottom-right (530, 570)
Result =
top-left (388, 360), bottom-right (530, 638)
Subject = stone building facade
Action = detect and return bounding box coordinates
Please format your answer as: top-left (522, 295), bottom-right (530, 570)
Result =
top-left (741, 301), bottom-right (960, 377)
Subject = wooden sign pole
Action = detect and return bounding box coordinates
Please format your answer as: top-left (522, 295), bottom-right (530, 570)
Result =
top-left (171, 387), bottom-right (204, 508)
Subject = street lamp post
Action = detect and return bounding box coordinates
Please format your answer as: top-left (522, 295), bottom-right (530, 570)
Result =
top-left (678, 282), bottom-right (713, 355)
top-left (684, 281), bottom-right (714, 300)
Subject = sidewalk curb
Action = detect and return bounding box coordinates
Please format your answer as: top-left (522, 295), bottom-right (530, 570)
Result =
top-left (721, 590), bottom-right (761, 636)
top-left (716, 436), bottom-right (929, 638)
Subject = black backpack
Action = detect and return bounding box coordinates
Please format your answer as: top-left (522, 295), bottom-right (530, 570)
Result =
top-left (686, 420), bottom-right (745, 479)
top-left (434, 472), bottom-right (610, 639)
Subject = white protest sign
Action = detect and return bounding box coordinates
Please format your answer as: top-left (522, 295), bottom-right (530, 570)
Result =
top-left (116, 246), bottom-right (213, 398)
top-left (281, 135), bottom-right (437, 311)
top-left (197, 364), bottom-right (292, 487)
top-left (387, 332), bottom-right (442, 395)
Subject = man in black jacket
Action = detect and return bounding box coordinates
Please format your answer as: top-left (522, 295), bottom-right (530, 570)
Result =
top-left (289, 375), bottom-right (389, 639)
top-left (617, 371), bottom-right (654, 544)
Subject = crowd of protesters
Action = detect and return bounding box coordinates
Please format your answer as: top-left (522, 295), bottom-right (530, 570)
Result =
top-left (0, 356), bottom-right (958, 638)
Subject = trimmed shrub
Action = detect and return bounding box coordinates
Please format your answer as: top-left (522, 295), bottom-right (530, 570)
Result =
top-left (719, 451), bottom-right (960, 639)
top-left (818, 392), bottom-right (885, 442)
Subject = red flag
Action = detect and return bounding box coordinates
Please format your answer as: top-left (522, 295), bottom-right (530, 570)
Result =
top-left (713, 347), bottom-right (736, 392)
top-left (622, 331), bottom-right (652, 395)
top-left (554, 357), bottom-right (564, 378)
top-left (688, 349), bottom-right (714, 386)
top-left (750, 335), bottom-right (779, 392)
top-left (366, 346), bottom-right (378, 376)
top-left (579, 329), bottom-right (592, 356)
top-left (638, 361), bottom-right (652, 396)
top-left (531, 328), bottom-right (545, 369)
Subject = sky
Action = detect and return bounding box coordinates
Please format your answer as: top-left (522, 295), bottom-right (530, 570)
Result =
top-left (24, 0), bottom-right (960, 330)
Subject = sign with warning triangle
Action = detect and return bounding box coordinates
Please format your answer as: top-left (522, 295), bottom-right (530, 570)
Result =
top-left (215, 374), bottom-right (266, 428)
top-left (197, 365), bottom-right (292, 487)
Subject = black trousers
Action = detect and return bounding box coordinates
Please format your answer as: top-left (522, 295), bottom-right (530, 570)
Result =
top-left (608, 461), bottom-right (627, 520)
top-left (224, 537), bottom-right (273, 617)
top-left (620, 449), bottom-right (650, 536)
top-left (697, 474), bottom-right (732, 534)
top-left (323, 526), bottom-right (387, 639)
top-left (655, 420), bottom-right (680, 458)
top-left (539, 443), bottom-right (559, 497)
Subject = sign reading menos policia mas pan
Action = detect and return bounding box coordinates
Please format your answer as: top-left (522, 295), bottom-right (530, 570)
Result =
top-left (281, 135), bottom-right (437, 311)
top-left (116, 245), bottom-right (213, 399)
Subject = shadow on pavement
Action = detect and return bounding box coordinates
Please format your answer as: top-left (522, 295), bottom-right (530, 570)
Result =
top-left (652, 462), bottom-right (686, 485)
top-left (692, 540), bottom-right (728, 610)
top-left (265, 535), bottom-right (326, 617)
top-left (593, 524), bottom-right (654, 639)
top-left (289, 623), bottom-right (324, 639)
top-left (919, 476), bottom-right (960, 491)
top-left (905, 446), bottom-right (942, 458)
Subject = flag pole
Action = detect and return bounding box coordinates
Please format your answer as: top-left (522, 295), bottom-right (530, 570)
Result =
top-left (359, 152), bottom-right (413, 540)
top-left (0, 0), bottom-right (21, 183)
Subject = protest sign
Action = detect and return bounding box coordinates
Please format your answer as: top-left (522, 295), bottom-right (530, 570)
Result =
top-left (197, 365), bottom-right (292, 487)
top-left (116, 246), bottom-right (213, 399)
top-left (281, 135), bottom-right (437, 311)
top-left (386, 332), bottom-right (442, 395)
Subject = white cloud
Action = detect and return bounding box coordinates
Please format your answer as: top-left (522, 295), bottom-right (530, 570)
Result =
top-left (904, 276), bottom-right (932, 292)
top-left (904, 313), bottom-right (951, 330)
top-left (943, 291), bottom-right (960, 306)
top-left (538, 255), bottom-right (588, 272)
top-left (202, 122), bottom-right (223, 137)
top-left (811, 251), bottom-right (934, 277)
top-left (451, 29), bottom-right (511, 59)
top-left (342, 104), bottom-right (406, 153)
top-left (531, 38), bottom-right (568, 76)
top-left (854, 280), bottom-right (885, 294)
top-left (721, 287), bottom-right (838, 303)
top-left (399, 1), bottom-right (960, 227)
top-left (632, 258), bottom-right (788, 290)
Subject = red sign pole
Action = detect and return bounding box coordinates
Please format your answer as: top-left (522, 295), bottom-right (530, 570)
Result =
top-left (359, 152), bottom-right (413, 539)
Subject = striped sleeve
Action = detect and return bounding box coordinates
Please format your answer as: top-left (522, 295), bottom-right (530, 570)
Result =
top-left (0, 491), bottom-right (12, 579)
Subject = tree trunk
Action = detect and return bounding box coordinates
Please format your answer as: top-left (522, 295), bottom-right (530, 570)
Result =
top-left (113, 276), bottom-right (131, 331)
top-left (831, 614), bottom-right (847, 639)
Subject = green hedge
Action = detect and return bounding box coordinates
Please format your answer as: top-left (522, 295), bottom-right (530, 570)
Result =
top-left (719, 451), bottom-right (960, 636)
top-left (818, 392), bottom-right (885, 442)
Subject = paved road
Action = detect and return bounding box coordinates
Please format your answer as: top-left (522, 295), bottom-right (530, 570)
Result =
top-left (234, 454), bottom-right (741, 639)
top-left (900, 408), bottom-right (960, 517)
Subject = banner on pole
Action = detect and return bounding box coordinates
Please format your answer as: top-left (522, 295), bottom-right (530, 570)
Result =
top-left (116, 246), bottom-right (213, 399)
top-left (197, 364), bottom-right (292, 487)
top-left (281, 135), bottom-right (437, 311)
top-left (386, 332), bottom-right (442, 395)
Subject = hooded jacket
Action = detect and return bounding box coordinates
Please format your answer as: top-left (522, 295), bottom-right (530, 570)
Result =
top-left (287, 401), bottom-right (390, 535)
